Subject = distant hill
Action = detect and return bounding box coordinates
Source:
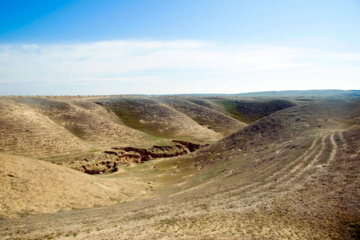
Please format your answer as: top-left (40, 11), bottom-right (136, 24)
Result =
top-left (159, 90), bottom-right (360, 98)
top-left (234, 89), bottom-right (360, 98)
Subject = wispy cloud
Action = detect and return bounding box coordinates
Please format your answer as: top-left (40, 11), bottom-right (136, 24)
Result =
top-left (0, 40), bottom-right (359, 94)
top-left (77, 76), bottom-right (163, 83)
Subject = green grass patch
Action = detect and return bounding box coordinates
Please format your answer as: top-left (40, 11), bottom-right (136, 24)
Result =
top-left (103, 99), bottom-right (176, 138)
top-left (65, 125), bottom-right (86, 139)
top-left (88, 148), bottom-right (99, 153)
top-left (160, 218), bottom-right (178, 226)
top-left (213, 99), bottom-right (295, 123)
top-left (345, 119), bottom-right (360, 125)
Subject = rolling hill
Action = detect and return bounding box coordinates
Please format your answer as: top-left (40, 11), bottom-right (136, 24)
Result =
top-left (0, 93), bottom-right (359, 239)
top-left (0, 153), bottom-right (145, 219)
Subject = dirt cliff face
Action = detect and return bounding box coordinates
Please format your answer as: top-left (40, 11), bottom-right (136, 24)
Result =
top-left (67, 140), bottom-right (209, 175)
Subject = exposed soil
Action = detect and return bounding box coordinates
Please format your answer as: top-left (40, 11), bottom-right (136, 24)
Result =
top-left (71, 140), bottom-right (209, 175)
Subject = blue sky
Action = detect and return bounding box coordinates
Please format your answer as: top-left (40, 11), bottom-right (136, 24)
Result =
top-left (0, 0), bottom-right (359, 95)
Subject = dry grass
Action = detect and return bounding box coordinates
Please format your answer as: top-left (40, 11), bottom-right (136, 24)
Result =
top-left (159, 97), bottom-right (246, 136)
top-left (0, 97), bottom-right (359, 239)
top-left (0, 98), bottom-right (87, 157)
top-left (102, 96), bottom-right (222, 143)
top-left (0, 153), bottom-right (147, 219)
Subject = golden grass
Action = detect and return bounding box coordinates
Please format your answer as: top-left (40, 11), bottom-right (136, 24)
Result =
top-left (0, 153), bottom-right (146, 218)
top-left (0, 98), bottom-right (359, 239)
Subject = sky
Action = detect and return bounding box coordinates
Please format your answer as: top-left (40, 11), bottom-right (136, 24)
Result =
top-left (0, 0), bottom-right (359, 95)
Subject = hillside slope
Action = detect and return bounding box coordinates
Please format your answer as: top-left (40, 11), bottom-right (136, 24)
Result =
top-left (0, 98), bottom-right (87, 157)
top-left (101, 96), bottom-right (222, 142)
top-left (13, 96), bottom-right (154, 148)
top-left (185, 96), bottom-right (296, 123)
top-left (158, 97), bottom-right (246, 135)
top-left (0, 95), bottom-right (251, 160)
top-left (0, 153), bottom-right (146, 219)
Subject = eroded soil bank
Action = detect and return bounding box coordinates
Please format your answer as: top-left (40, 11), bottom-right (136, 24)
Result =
top-left (58, 140), bottom-right (209, 174)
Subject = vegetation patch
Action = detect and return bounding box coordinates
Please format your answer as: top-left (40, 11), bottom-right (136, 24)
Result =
top-left (130, 213), bottom-right (155, 221)
top-left (213, 99), bottom-right (295, 123)
top-left (345, 119), bottom-right (360, 125)
top-left (104, 98), bottom-right (176, 138)
top-left (65, 125), bottom-right (86, 139)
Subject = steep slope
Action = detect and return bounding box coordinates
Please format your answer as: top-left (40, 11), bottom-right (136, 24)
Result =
top-left (0, 95), bottom-right (249, 172)
top-left (13, 96), bottom-right (156, 148)
top-left (0, 98), bottom-right (87, 157)
top-left (184, 97), bottom-right (231, 114)
top-left (101, 96), bottom-right (222, 143)
top-left (0, 153), bottom-right (145, 219)
top-left (158, 97), bottom-right (246, 136)
top-left (211, 98), bottom-right (296, 123)
top-left (187, 97), bottom-right (296, 123)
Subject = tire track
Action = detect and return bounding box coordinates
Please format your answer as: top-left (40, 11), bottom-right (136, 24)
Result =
top-left (224, 135), bottom-right (328, 209)
top-left (272, 135), bottom-right (325, 188)
top-left (339, 131), bottom-right (347, 152)
top-left (219, 136), bottom-right (323, 203)
top-left (300, 135), bottom-right (327, 171)
top-left (265, 136), bottom-right (320, 182)
top-left (328, 133), bottom-right (337, 163)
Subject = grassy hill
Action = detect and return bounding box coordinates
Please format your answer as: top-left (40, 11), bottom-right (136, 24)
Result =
top-left (98, 96), bottom-right (223, 143)
top-left (158, 97), bottom-right (246, 135)
top-left (0, 98), bottom-right (88, 157)
top-left (210, 98), bottom-right (295, 123)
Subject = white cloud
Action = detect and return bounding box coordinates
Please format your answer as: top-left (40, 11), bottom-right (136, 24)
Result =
top-left (77, 76), bottom-right (163, 83)
top-left (0, 40), bottom-right (359, 94)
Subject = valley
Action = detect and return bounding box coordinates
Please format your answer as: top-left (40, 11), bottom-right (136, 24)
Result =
top-left (0, 92), bottom-right (359, 239)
